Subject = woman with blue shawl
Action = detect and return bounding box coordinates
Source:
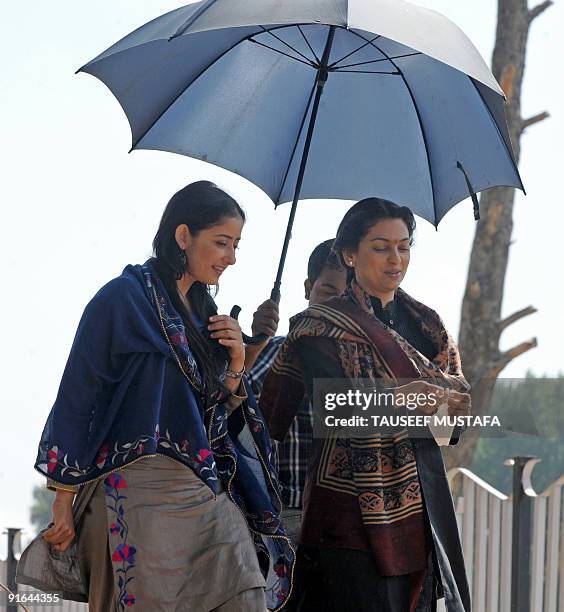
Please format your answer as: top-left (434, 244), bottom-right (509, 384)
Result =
top-left (22, 182), bottom-right (294, 611)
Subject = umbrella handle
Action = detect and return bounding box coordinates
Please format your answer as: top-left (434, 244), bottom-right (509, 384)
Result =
top-left (229, 305), bottom-right (269, 345)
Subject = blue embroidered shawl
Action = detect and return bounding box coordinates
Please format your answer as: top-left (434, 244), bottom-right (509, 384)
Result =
top-left (35, 260), bottom-right (294, 609)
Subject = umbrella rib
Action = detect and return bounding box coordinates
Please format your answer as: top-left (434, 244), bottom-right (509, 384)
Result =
top-left (275, 79), bottom-right (318, 206)
top-left (169, 0), bottom-right (222, 41)
top-left (328, 35), bottom-right (381, 69)
top-left (131, 25), bottom-right (313, 150)
top-left (131, 34), bottom-right (263, 150)
top-left (331, 69), bottom-right (400, 75)
top-left (333, 52), bottom-right (421, 71)
top-left (348, 30), bottom-right (437, 225)
top-left (248, 38), bottom-right (316, 68)
top-left (297, 25), bottom-right (320, 63)
top-left (259, 26), bottom-right (316, 65)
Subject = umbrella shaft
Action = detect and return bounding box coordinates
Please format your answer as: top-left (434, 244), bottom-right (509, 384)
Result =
top-left (271, 26), bottom-right (336, 303)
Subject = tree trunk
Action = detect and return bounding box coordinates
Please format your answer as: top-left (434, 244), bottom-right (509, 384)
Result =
top-left (443, 0), bottom-right (551, 470)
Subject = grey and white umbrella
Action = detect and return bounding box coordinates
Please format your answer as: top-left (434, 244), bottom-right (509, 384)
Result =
top-left (79, 0), bottom-right (523, 302)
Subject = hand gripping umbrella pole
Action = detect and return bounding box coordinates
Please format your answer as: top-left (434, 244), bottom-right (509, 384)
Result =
top-left (232, 26), bottom-right (336, 345)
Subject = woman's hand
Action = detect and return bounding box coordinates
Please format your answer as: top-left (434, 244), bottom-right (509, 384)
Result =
top-left (208, 315), bottom-right (245, 366)
top-left (445, 389), bottom-right (472, 417)
top-left (393, 380), bottom-right (445, 416)
top-left (43, 490), bottom-right (75, 552)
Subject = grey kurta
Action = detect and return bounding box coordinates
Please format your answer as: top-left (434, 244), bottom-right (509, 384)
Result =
top-left (86, 455), bottom-right (267, 611)
top-left (18, 456), bottom-right (268, 611)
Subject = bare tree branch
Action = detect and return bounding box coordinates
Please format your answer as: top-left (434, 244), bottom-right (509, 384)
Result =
top-left (502, 338), bottom-right (538, 361)
top-left (498, 305), bottom-right (537, 333)
top-left (486, 338), bottom-right (538, 380)
top-left (529, 0), bottom-right (553, 22)
top-left (521, 111), bottom-right (550, 132)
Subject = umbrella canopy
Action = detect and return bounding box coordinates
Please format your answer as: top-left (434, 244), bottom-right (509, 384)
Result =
top-left (80, 0), bottom-right (523, 227)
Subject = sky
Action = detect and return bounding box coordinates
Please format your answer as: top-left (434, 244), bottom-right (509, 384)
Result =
top-left (1, 0), bottom-right (562, 540)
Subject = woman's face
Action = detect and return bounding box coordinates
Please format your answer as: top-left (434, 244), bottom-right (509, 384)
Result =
top-left (344, 218), bottom-right (411, 297)
top-left (178, 215), bottom-right (244, 285)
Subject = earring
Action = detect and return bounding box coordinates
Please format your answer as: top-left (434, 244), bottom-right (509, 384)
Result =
top-left (179, 249), bottom-right (187, 267)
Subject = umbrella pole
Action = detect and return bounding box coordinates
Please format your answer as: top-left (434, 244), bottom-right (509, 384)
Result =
top-left (270, 25), bottom-right (336, 304)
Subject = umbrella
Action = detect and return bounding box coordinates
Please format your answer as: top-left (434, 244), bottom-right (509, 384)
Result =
top-left (79, 0), bottom-right (523, 308)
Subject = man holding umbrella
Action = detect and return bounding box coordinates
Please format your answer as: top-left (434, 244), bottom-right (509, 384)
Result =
top-left (247, 239), bottom-right (347, 541)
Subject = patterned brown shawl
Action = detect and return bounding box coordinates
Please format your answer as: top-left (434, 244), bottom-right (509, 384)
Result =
top-left (260, 280), bottom-right (469, 576)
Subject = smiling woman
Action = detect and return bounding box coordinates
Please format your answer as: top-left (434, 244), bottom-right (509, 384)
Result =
top-left (260, 198), bottom-right (472, 611)
top-left (18, 181), bottom-right (295, 611)
top-left (152, 181), bottom-right (247, 404)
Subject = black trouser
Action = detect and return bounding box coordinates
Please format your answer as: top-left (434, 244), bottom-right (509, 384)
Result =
top-left (286, 547), bottom-right (437, 612)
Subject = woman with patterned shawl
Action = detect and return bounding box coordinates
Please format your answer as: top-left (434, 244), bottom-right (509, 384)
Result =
top-left (20, 182), bottom-right (294, 611)
top-left (260, 198), bottom-right (472, 612)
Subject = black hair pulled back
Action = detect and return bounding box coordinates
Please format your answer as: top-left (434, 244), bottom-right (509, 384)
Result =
top-left (333, 197), bottom-right (416, 283)
top-left (152, 181), bottom-right (245, 406)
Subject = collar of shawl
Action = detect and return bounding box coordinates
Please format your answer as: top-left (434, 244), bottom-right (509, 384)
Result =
top-left (141, 260), bottom-right (206, 394)
top-left (283, 279), bottom-right (469, 392)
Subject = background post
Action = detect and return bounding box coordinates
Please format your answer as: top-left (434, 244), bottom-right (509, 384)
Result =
top-left (508, 456), bottom-right (538, 612)
top-left (5, 527), bottom-right (22, 611)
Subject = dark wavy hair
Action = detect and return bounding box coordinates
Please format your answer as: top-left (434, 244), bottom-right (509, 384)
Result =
top-left (152, 181), bottom-right (245, 406)
top-left (333, 197), bottom-right (416, 282)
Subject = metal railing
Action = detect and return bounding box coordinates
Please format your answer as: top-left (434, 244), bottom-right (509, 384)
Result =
top-left (447, 456), bottom-right (564, 612)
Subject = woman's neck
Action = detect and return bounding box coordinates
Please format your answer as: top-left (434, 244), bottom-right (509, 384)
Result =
top-left (176, 273), bottom-right (195, 312)
top-left (356, 279), bottom-right (395, 308)
top-left (176, 272), bottom-right (194, 294)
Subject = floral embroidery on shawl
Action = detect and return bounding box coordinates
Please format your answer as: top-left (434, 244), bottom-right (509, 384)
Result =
top-left (42, 427), bottom-right (217, 486)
